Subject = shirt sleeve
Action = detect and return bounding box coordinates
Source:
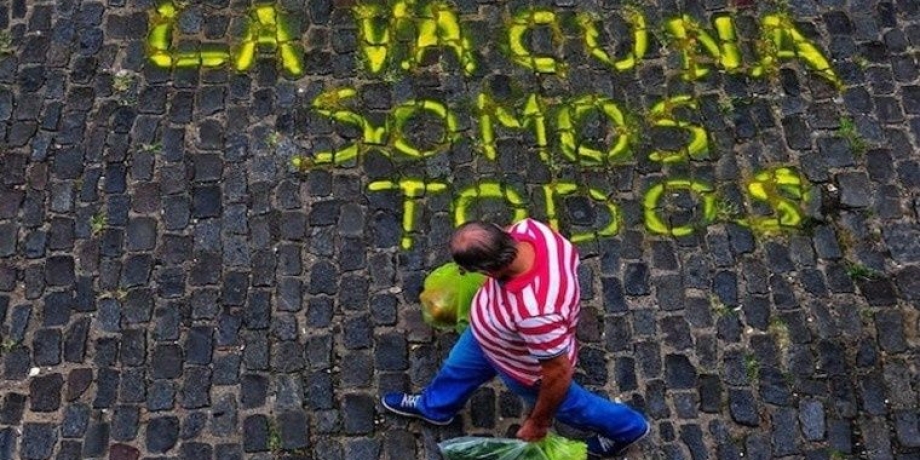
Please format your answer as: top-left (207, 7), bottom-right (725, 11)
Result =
top-left (517, 314), bottom-right (571, 360)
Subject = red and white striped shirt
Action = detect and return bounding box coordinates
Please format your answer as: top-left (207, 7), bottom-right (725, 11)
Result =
top-left (469, 219), bottom-right (581, 385)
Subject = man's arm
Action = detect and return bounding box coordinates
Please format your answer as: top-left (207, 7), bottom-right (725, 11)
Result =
top-left (516, 354), bottom-right (574, 441)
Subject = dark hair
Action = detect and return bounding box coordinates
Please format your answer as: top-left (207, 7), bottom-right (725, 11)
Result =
top-left (449, 221), bottom-right (518, 273)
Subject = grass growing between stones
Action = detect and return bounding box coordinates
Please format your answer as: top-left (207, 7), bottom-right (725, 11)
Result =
top-left (768, 316), bottom-right (791, 351)
top-left (91, 212), bottom-right (107, 236)
top-left (744, 353), bottom-right (760, 382)
top-left (0, 339), bottom-right (18, 356)
top-left (112, 70), bottom-right (139, 104)
top-left (844, 260), bottom-right (881, 281)
top-left (0, 30), bottom-right (11, 56)
top-left (710, 295), bottom-right (736, 318)
top-left (715, 198), bottom-right (742, 222)
top-left (139, 143), bottom-right (163, 154)
top-left (268, 420), bottom-right (282, 453)
top-left (837, 116), bottom-right (867, 156)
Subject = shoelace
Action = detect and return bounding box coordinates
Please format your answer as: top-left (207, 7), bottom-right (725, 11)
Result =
top-left (401, 394), bottom-right (421, 408)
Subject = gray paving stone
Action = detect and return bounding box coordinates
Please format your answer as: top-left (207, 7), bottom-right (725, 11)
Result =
top-left (21, 423), bottom-right (56, 460)
top-left (147, 416), bottom-right (179, 454)
top-left (180, 411), bottom-right (208, 441)
top-left (118, 367), bottom-right (145, 404)
top-left (147, 381), bottom-right (175, 412)
top-left (111, 405), bottom-right (140, 442)
top-left (61, 403), bottom-right (89, 438)
top-left (29, 373), bottom-right (63, 412)
top-left (242, 415), bottom-right (269, 453)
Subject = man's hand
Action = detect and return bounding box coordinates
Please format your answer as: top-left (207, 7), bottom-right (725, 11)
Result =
top-left (515, 354), bottom-right (574, 442)
top-left (517, 417), bottom-right (551, 441)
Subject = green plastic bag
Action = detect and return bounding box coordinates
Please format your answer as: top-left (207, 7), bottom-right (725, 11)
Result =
top-left (419, 262), bottom-right (487, 332)
top-left (439, 433), bottom-right (588, 460)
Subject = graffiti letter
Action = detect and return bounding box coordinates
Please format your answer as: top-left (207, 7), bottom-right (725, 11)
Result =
top-left (557, 95), bottom-right (634, 166)
top-left (454, 183), bottom-right (528, 226)
top-left (643, 179), bottom-right (717, 237)
top-left (665, 14), bottom-right (742, 80)
top-left (577, 7), bottom-right (648, 72)
top-left (508, 9), bottom-right (565, 74)
top-left (354, 1), bottom-right (475, 76)
top-left (405, 2), bottom-right (476, 74)
top-left (390, 100), bottom-right (459, 158)
top-left (310, 88), bottom-right (387, 166)
top-left (753, 14), bottom-right (840, 86)
top-left (741, 167), bottom-right (809, 233)
top-left (368, 179), bottom-right (448, 249)
top-left (354, 2), bottom-right (395, 74)
top-left (648, 95), bottom-right (710, 163)
top-left (476, 93), bottom-right (548, 162)
top-left (543, 183), bottom-right (620, 243)
top-left (232, 5), bottom-right (305, 77)
top-left (147, 1), bottom-right (230, 68)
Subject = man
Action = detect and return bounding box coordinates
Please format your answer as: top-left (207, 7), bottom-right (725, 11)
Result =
top-left (382, 219), bottom-right (649, 458)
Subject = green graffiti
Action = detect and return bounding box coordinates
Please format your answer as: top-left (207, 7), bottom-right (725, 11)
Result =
top-left (311, 88), bottom-right (387, 166)
top-left (648, 95), bottom-right (709, 163)
top-left (390, 100), bottom-right (460, 158)
top-left (310, 89), bottom-right (712, 168)
top-left (477, 93), bottom-right (549, 161)
top-left (508, 9), bottom-right (565, 74)
top-left (543, 183), bottom-right (619, 243)
top-left (577, 7), bottom-right (648, 72)
top-left (145, 4), bottom-right (840, 87)
top-left (665, 14), bottom-right (742, 80)
top-left (147, 2), bottom-right (303, 75)
top-left (147, 1), bottom-right (230, 68)
top-left (740, 167), bottom-right (809, 233)
top-left (309, 90), bottom-right (459, 166)
top-left (233, 5), bottom-right (305, 77)
top-left (408, 1), bottom-right (475, 73)
top-left (354, 3), bottom-right (396, 74)
top-left (753, 14), bottom-right (840, 86)
top-left (369, 179), bottom-right (448, 249)
top-left (453, 183), bottom-right (528, 227)
top-left (354, 0), bottom-right (476, 75)
top-left (557, 95), bottom-right (634, 165)
top-left (643, 179), bottom-right (717, 237)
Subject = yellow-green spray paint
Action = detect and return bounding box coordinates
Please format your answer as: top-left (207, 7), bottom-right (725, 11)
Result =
top-left (309, 89), bottom-right (706, 168)
top-left (508, 9), bottom-right (566, 74)
top-left (577, 7), bottom-right (648, 72)
top-left (307, 89), bottom-right (459, 166)
top-left (643, 179), bottom-right (717, 237)
top-left (358, 167), bottom-right (808, 249)
top-left (354, 0), bottom-right (476, 75)
top-left (368, 179), bottom-right (448, 249)
top-left (542, 183), bottom-right (619, 243)
top-left (557, 95), bottom-right (634, 165)
top-left (140, 2), bottom-right (830, 248)
top-left (147, 0), bottom-right (304, 77)
top-left (665, 14), bottom-right (742, 80)
top-left (752, 14), bottom-right (840, 86)
top-left (477, 93), bottom-right (549, 162)
top-left (647, 95), bottom-right (709, 163)
top-left (741, 167), bottom-right (810, 233)
top-left (146, 3), bottom-right (840, 86)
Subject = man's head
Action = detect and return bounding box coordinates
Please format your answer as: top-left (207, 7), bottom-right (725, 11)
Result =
top-left (449, 221), bottom-right (517, 277)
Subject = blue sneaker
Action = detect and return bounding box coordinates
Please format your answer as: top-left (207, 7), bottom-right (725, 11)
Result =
top-left (381, 393), bottom-right (454, 426)
top-left (587, 423), bottom-right (650, 458)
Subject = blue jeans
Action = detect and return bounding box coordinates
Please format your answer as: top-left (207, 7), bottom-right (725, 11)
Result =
top-left (418, 329), bottom-right (649, 443)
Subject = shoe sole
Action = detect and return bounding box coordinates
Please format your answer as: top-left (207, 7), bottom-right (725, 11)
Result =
top-left (380, 398), bottom-right (454, 426)
top-left (588, 423), bottom-right (652, 458)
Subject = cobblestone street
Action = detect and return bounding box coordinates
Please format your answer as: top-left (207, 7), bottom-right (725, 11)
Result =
top-left (1, 0), bottom-right (919, 458)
